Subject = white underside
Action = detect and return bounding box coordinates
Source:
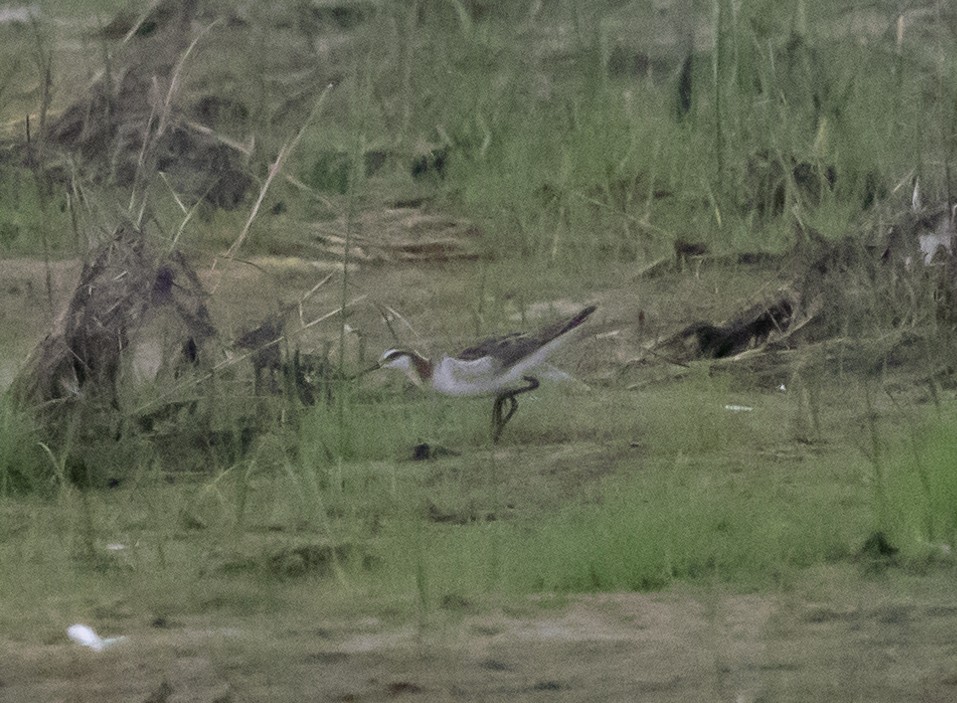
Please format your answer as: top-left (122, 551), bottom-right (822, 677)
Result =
top-left (430, 334), bottom-right (571, 397)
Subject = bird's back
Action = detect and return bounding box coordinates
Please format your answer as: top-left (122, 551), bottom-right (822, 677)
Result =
top-left (455, 305), bottom-right (596, 370)
top-left (431, 305), bottom-right (596, 396)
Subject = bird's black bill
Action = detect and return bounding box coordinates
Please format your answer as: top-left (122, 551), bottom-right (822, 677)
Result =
top-left (348, 362), bottom-right (382, 380)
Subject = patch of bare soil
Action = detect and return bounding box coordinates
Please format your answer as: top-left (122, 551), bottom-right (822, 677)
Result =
top-left (4, 568), bottom-right (957, 703)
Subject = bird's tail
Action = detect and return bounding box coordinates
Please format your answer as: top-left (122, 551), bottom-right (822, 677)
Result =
top-left (541, 305), bottom-right (597, 343)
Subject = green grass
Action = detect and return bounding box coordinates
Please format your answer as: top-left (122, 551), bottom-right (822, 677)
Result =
top-left (0, 391), bottom-right (48, 495)
top-left (368, 378), bottom-right (864, 599)
top-left (0, 166), bottom-right (74, 256)
top-left (508, 459), bottom-right (855, 593)
top-left (0, 1), bottom-right (952, 264)
top-left (1, 360), bottom-right (956, 634)
top-left (335, 0), bottom-right (951, 262)
top-left (872, 410), bottom-right (957, 559)
top-left (3, 0), bottom-right (957, 646)
top-left (315, 373), bottom-right (953, 599)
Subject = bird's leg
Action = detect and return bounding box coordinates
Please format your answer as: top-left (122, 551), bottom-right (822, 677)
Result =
top-left (492, 395), bottom-right (517, 442)
top-left (499, 395), bottom-right (519, 427)
top-left (491, 376), bottom-right (540, 443)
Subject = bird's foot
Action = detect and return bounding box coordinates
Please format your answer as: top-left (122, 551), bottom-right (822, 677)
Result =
top-left (491, 376), bottom-right (540, 443)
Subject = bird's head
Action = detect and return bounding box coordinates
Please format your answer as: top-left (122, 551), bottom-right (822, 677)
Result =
top-left (378, 348), bottom-right (432, 386)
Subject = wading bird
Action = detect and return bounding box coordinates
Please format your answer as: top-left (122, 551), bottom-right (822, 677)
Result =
top-left (378, 305), bottom-right (596, 442)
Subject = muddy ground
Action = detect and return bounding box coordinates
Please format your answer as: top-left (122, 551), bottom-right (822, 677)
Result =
top-left (3, 566), bottom-right (957, 703)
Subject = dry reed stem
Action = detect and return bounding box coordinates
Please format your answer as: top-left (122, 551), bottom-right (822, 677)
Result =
top-left (159, 172), bottom-right (188, 214)
top-left (283, 173), bottom-right (337, 211)
top-left (296, 271), bottom-right (337, 326)
top-left (374, 303), bottom-right (421, 347)
top-left (167, 188), bottom-right (206, 252)
top-left (130, 20), bottom-right (221, 225)
top-left (182, 119), bottom-right (254, 155)
top-left (120, 0), bottom-right (167, 45)
top-left (129, 78), bottom-right (160, 216)
top-left (156, 19), bottom-right (222, 139)
top-left (224, 84), bottom-right (334, 260)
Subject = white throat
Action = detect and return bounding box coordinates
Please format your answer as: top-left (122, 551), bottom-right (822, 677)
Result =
top-left (381, 353), bottom-right (426, 386)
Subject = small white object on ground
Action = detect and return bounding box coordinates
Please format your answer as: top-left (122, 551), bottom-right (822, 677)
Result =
top-left (724, 404), bottom-right (753, 412)
top-left (0, 6), bottom-right (38, 24)
top-left (67, 624), bottom-right (127, 652)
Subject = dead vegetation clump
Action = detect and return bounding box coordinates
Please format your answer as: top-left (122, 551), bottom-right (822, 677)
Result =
top-left (2, 222), bottom-right (223, 482)
top-left (307, 207), bottom-right (484, 264)
top-left (11, 223), bottom-right (214, 412)
top-left (649, 209), bottom-right (957, 379)
top-left (7, 217), bottom-right (363, 483)
top-left (38, 0), bottom-right (254, 209)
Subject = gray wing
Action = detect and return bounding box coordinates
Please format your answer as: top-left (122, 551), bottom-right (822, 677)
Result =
top-left (455, 332), bottom-right (539, 369)
top-left (454, 305), bottom-right (596, 370)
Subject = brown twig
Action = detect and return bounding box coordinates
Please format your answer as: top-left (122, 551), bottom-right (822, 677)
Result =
top-left (224, 84), bottom-right (334, 259)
